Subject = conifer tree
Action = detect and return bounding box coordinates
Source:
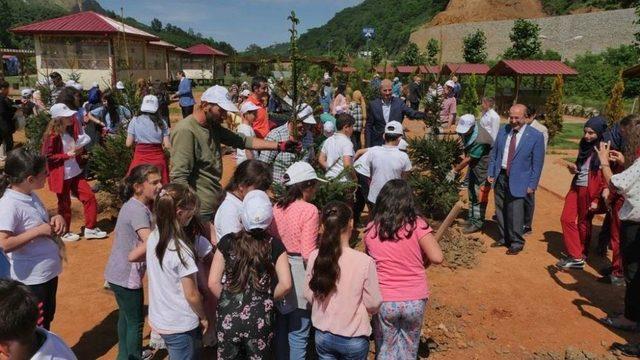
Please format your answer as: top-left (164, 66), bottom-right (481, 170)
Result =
top-left (604, 73), bottom-right (626, 127)
top-left (544, 75), bottom-right (564, 142)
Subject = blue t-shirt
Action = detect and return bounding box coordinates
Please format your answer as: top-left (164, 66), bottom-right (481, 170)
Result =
top-left (127, 114), bottom-right (169, 144)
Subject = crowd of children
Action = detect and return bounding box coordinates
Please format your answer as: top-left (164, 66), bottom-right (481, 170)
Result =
top-left (0, 70), bottom-right (639, 360)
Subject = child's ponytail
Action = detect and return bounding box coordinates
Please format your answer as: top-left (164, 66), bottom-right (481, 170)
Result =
top-left (119, 164), bottom-right (160, 201)
top-left (0, 148), bottom-right (46, 198)
top-left (153, 183), bottom-right (200, 269)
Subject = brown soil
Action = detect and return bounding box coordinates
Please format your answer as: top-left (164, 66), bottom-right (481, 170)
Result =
top-left (17, 109), bottom-right (637, 359)
top-left (428, 0), bottom-right (546, 27)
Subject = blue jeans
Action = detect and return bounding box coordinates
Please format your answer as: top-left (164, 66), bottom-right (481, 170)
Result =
top-left (275, 309), bottom-right (311, 360)
top-left (315, 330), bottom-right (369, 360)
top-left (160, 327), bottom-right (202, 360)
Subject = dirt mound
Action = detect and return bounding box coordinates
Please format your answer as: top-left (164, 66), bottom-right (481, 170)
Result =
top-left (420, 299), bottom-right (472, 356)
top-left (439, 227), bottom-right (486, 269)
top-left (530, 347), bottom-right (618, 360)
top-left (428, 0), bottom-right (546, 26)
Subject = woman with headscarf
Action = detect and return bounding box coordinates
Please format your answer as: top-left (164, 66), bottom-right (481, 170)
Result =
top-left (556, 116), bottom-right (608, 269)
top-left (349, 90), bottom-right (367, 150)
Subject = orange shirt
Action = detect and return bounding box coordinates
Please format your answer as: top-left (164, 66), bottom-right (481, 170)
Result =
top-left (247, 94), bottom-right (270, 138)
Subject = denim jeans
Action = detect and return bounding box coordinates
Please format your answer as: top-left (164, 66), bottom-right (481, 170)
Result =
top-left (275, 308), bottom-right (311, 360)
top-left (315, 330), bottom-right (369, 360)
top-left (161, 327), bottom-right (202, 360)
top-left (0, 251), bottom-right (9, 279)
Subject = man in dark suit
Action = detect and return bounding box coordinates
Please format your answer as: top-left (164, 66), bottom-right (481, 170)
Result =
top-left (365, 79), bottom-right (425, 147)
top-left (407, 76), bottom-right (422, 110)
top-left (487, 104), bottom-right (545, 255)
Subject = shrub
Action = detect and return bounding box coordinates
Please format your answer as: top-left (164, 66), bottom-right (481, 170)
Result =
top-left (407, 136), bottom-right (463, 220)
top-left (544, 75), bottom-right (564, 142)
top-left (24, 111), bottom-right (50, 152)
top-left (459, 74), bottom-right (480, 117)
top-left (88, 129), bottom-right (132, 197)
top-left (604, 73), bottom-right (626, 127)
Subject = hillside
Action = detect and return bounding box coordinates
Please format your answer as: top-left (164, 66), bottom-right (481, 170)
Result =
top-left (0, 0), bottom-right (235, 54)
top-left (257, 0), bottom-right (634, 56)
top-left (295, 0), bottom-right (449, 55)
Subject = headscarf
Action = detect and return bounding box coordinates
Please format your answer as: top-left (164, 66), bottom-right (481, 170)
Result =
top-left (351, 90), bottom-right (367, 121)
top-left (576, 116), bottom-right (607, 171)
top-left (602, 123), bottom-right (625, 151)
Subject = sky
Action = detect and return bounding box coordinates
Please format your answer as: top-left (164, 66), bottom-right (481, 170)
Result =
top-left (99, 0), bottom-right (363, 51)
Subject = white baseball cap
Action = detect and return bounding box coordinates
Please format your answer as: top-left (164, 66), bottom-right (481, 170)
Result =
top-left (284, 161), bottom-right (327, 186)
top-left (65, 80), bottom-right (76, 87)
top-left (297, 103), bottom-right (316, 125)
top-left (323, 121), bottom-right (335, 137)
top-left (445, 80), bottom-right (455, 88)
top-left (141, 95), bottom-right (159, 113)
top-left (116, 81), bottom-right (125, 90)
top-left (241, 190), bottom-right (273, 231)
top-left (240, 89), bottom-right (251, 97)
top-left (72, 82), bottom-right (83, 91)
top-left (385, 121), bottom-right (404, 135)
top-left (240, 101), bottom-right (260, 114)
top-left (456, 114), bottom-right (476, 134)
top-left (201, 85), bottom-right (239, 113)
top-left (397, 138), bottom-right (409, 151)
top-left (50, 103), bottom-right (77, 118)
top-left (92, 82), bottom-right (99, 88)
top-left (21, 88), bottom-right (33, 97)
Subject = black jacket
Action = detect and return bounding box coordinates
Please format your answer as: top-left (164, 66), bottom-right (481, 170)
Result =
top-left (365, 97), bottom-right (425, 147)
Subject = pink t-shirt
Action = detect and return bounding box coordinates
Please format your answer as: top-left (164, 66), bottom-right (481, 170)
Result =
top-left (270, 200), bottom-right (320, 260)
top-left (364, 217), bottom-right (433, 302)
top-left (440, 97), bottom-right (457, 122)
top-left (304, 248), bottom-right (382, 337)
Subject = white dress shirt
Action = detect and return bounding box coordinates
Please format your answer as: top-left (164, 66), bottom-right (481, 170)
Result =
top-left (501, 124), bottom-right (527, 169)
top-left (382, 100), bottom-right (391, 123)
top-left (480, 108), bottom-right (501, 142)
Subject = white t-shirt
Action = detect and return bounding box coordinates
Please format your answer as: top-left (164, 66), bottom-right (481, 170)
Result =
top-left (0, 189), bottom-right (61, 285)
top-left (146, 229), bottom-right (200, 334)
top-left (213, 192), bottom-right (243, 243)
top-left (480, 109), bottom-right (500, 142)
top-left (354, 146), bottom-right (381, 177)
top-left (367, 146), bottom-right (412, 203)
top-left (32, 328), bottom-right (77, 360)
top-left (61, 133), bottom-right (82, 180)
top-left (236, 123), bottom-right (257, 164)
top-left (321, 132), bottom-right (354, 181)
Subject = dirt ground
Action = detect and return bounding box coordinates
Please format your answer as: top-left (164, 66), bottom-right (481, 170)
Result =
top-left (427, 0), bottom-right (546, 27)
top-left (21, 108), bottom-right (636, 359)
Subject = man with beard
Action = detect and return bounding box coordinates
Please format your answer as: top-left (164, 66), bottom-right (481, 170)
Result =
top-left (170, 85), bottom-right (299, 229)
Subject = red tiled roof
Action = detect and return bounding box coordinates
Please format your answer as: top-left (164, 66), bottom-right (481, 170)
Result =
top-left (441, 63), bottom-right (490, 75)
top-left (395, 65), bottom-right (418, 74)
top-left (11, 11), bottom-right (158, 40)
top-left (186, 44), bottom-right (228, 57)
top-left (487, 60), bottom-right (578, 76)
top-left (419, 65), bottom-right (441, 74)
top-left (374, 64), bottom-right (395, 74)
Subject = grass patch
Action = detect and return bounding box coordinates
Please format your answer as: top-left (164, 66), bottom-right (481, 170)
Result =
top-left (560, 123), bottom-right (584, 139)
top-left (548, 123), bottom-right (583, 150)
top-left (549, 137), bottom-right (578, 150)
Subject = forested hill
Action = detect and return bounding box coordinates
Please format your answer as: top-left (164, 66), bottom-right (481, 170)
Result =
top-left (0, 0), bottom-right (235, 54)
top-left (252, 0), bottom-right (635, 56)
top-left (298, 0), bottom-right (448, 56)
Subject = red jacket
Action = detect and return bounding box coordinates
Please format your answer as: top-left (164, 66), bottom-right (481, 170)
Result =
top-left (42, 121), bottom-right (82, 194)
top-left (247, 94), bottom-right (271, 138)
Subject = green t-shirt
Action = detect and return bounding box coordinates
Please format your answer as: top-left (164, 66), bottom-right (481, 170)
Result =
top-left (170, 115), bottom-right (253, 218)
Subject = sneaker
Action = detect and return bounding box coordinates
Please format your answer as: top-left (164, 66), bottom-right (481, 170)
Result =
top-left (598, 274), bottom-right (625, 286)
top-left (84, 227), bottom-right (107, 239)
top-left (61, 232), bottom-right (80, 242)
top-left (103, 281), bottom-right (111, 290)
top-left (556, 257), bottom-right (585, 269)
top-left (142, 349), bottom-right (154, 360)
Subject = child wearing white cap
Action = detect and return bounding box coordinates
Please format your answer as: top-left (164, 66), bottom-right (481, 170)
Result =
top-left (209, 190), bottom-right (292, 359)
top-left (270, 161), bottom-right (326, 358)
top-left (236, 101), bottom-right (260, 164)
top-left (43, 103), bottom-right (105, 242)
top-left (126, 95), bottom-right (171, 183)
top-left (365, 121), bottom-right (412, 209)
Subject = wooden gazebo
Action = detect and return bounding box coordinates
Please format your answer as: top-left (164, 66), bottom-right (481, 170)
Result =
top-left (486, 59), bottom-right (578, 113)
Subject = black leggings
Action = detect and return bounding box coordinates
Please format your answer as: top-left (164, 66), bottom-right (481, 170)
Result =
top-left (27, 276), bottom-right (58, 330)
top-left (622, 221), bottom-right (640, 321)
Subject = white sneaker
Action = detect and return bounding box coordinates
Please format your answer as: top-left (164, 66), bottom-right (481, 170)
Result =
top-left (84, 227), bottom-right (107, 239)
top-left (61, 232), bottom-right (80, 242)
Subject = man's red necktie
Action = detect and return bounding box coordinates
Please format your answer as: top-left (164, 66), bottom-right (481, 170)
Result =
top-left (506, 129), bottom-right (518, 176)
